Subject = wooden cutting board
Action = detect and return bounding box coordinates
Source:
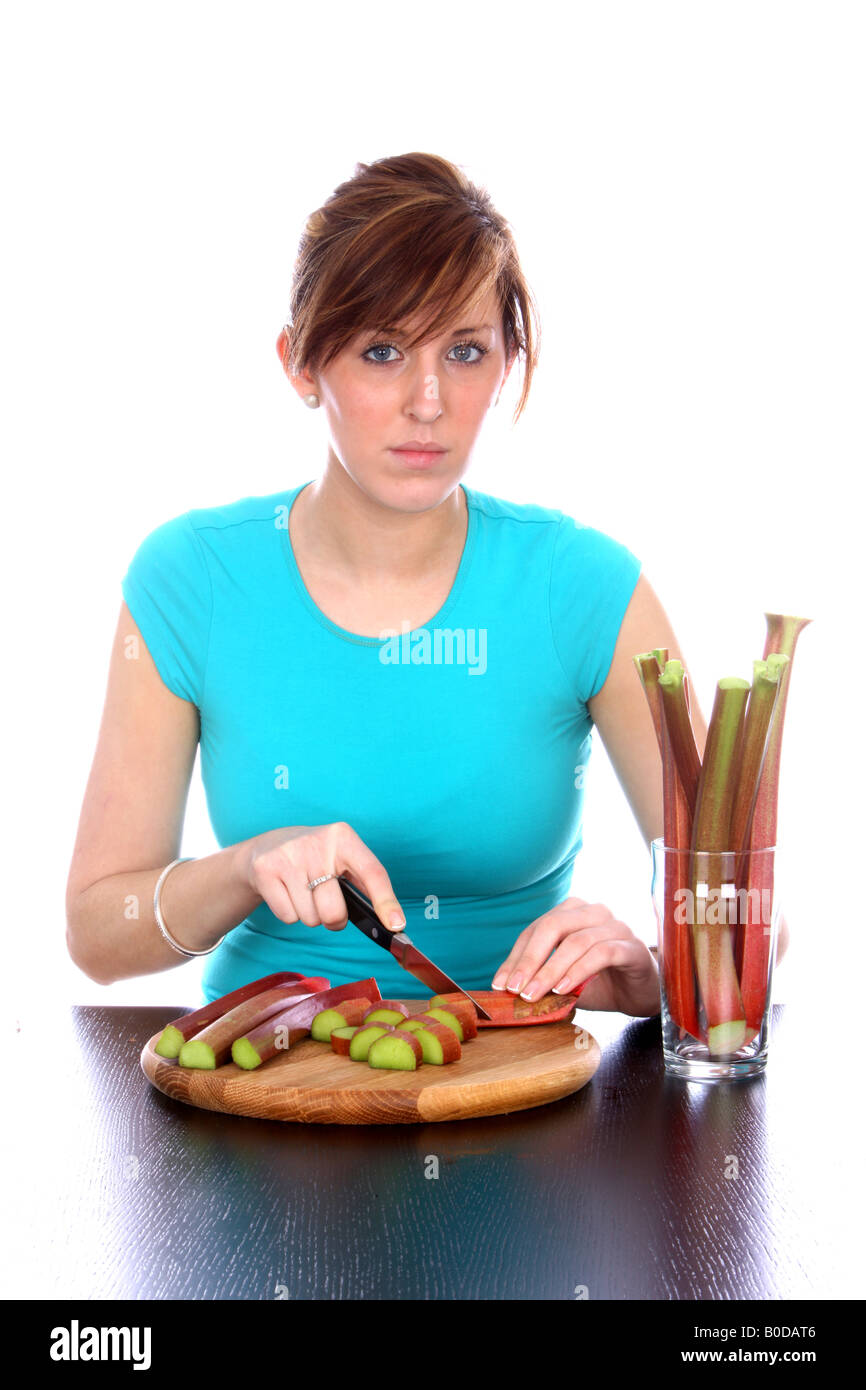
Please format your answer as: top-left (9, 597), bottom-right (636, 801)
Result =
top-left (140, 1000), bottom-right (601, 1125)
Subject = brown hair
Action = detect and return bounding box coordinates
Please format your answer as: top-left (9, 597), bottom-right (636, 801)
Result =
top-left (282, 152), bottom-right (540, 425)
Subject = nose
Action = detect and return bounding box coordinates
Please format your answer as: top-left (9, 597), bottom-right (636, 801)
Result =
top-left (402, 349), bottom-right (445, 419)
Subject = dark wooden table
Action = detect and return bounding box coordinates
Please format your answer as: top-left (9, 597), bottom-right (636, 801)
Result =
top-left (6, 996), bottom-right (861, 1301)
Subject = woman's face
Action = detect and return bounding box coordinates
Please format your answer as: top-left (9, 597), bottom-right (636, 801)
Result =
top-left (292, 285), bottom-right (516, 512)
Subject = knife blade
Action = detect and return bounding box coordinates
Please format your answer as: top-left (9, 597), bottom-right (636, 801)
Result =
top-left (336, 876), bottom-right (493, 1021)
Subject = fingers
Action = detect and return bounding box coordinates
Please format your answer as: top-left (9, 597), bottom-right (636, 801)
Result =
top-left (246, 822), bottom-right (405, 933)
top-left (490, 923), bottom-right (536, 988)
top-left (303, 875), bottom-right (350, 933)
top-left (336, 828), bottom-right (406, 931)
top-left (490, 898), bottom-right (590, 991)
top-left (492, 901), bottom-right (630, 1000)
top-left (534, 936), bottom-right (634, 1001)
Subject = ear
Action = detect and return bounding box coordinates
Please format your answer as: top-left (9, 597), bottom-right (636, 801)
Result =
top-left (276, 324), bottom-right (292, 375)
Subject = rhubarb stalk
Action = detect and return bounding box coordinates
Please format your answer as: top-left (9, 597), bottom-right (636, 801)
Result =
top-left (633, 650), bottom-right (668, 750)
top-left (635, 653), bottom-right (701, 1040)
top-left (153, 971), bottom-right (321, 1059)
top-left (659, 694), bottom-right (703, 1041)
top-left (738, 614), bottom-right (812, 1033)
top-left (178, 979), bottom-right (331, 1069)
top-left (690, 677), bottom-right (750, 1055)
top-left (729, 655), bottom-right (787, 980)
top-left (657, 660), bottom-right (703, 1039)
top-left (658, 660), bottom-right (701, 815)
top-left (231, 978), bottom-right (383, 1069)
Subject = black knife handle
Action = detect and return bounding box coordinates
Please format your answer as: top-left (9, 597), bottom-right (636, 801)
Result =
top-left (337, 875), bottom-right (395, 931)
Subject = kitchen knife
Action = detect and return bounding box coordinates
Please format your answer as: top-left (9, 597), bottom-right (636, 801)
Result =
top-left (337, 876), bottom-right (493, 1021)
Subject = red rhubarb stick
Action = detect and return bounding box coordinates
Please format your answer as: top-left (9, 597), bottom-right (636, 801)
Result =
top-left (658, 659), bottom-right (701, 816)
top-left (730, 655), bottom-right (787, 977)
top-left (177, 978), bottom-right (330, 1069)
top-left (153, 971), bottom-right (324, 1058)
top-left (659, 691), bottom-right (703, 1041)
top-left (634, 652), bottom-right (701, 1040)
top-left (690, 677), bottom-right (750, 1056)
top-left (738, 614), bottom-right (812, 1033)
top-left (633, 649), bottom-right (669, 748)
top-left (232, 978), bottom-right (383, 1069)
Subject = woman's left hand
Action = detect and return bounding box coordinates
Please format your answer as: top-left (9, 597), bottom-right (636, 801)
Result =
top-left (491, 896), bottom-right (661, 1017)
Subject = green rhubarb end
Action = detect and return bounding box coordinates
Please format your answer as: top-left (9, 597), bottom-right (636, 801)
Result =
top-left (413, 1029), bottom-right (446, 1064)
top-left (367, 1035), bottom-right (419, 1070)
top-left (348, 1025), bottom-right (391, 1061)
top-left (177, 1039), bottom-right (216, 1069)
top-left (311, 1008), bottom-right (347, 1042)
top-left (422, 1008), bottom-right (465, 1042)
top-left (707, 1019), bottom-right (747, 1056)
top-left (765, 652), bottom-right (790, 679)
top-left (658, 658), bottom-right (684, 687)
top-left (363, 1008), bottom-right (407, 1026)
top-left (634, 651), bottom-right (664, 680)
top-left (231, 1037), bottom-right (264, 1070)
top-left (154, 1025), bottom-right (185, 1059)
top-left (717, 677), bottom-right (751, 691)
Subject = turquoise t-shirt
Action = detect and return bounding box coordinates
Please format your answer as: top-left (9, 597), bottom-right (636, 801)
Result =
top-left (121, 480), bottom-right (641, 1003)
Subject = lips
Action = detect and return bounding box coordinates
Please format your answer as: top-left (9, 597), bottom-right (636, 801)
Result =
top-left (392, 441), bottom-right (446, 452)
top-left (390, 448), bottom-right (447, 469)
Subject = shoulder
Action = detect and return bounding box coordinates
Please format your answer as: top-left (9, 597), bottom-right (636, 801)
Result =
top-left (126, 486), bottom-right (299, 565)
top-left (184, 487), bottom-right (298, 541)
top-left (464, 484), bottom-right (638, 577)
top-left (463, 483), bottom-right (564, 531)
top-left (551, 509), bottom-right (640, 579)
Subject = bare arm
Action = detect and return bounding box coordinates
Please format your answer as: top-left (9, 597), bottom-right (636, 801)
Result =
top-left (587, 573), bottom-right (790, 961)
top-left (65, 601), bottom-right (263, 985)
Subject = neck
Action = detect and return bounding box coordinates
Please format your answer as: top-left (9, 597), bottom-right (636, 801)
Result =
top-left (295, 457), bottom-right (467, 584)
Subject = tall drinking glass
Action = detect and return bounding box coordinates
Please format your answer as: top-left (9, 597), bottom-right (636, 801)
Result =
top-left (650, 838), bottom-right (781, 1080)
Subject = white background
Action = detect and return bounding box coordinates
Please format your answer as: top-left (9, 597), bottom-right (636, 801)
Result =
top-left (2, 0), bottom-right (862, 1024)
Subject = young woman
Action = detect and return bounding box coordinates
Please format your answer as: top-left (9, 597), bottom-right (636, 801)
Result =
top-left (65, 151), bottom-right (785, 1014)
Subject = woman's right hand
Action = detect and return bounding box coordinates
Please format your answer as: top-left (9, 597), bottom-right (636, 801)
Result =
top-left (236, 822), bottom-right (406, 934)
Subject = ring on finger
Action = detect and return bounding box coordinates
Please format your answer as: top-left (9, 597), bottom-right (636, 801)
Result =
top-left (306, 873), bottom-right (337, 891)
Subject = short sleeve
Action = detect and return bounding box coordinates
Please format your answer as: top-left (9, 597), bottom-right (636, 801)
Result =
top-left (548, 513), bottom-right (642, 707)
top-left (121, 511), bottom-right (212, 706)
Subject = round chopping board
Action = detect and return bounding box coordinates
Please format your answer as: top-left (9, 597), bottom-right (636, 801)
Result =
top-left (140, 1000), bottom-right (601, 1124)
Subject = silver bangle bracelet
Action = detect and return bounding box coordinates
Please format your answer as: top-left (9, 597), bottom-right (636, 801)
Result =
top-left (154, 857), bottom-right (226, 958)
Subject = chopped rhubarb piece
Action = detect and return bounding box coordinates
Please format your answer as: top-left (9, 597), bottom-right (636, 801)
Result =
top-left (425, 998), bottom-right (478, 1039)
top-left (178, 980), bottom-right (329, 1069)
top-left (153, 971), bottom-right (323, 1059)
top-left (330, 1026), bottom-right (360, 1056)
top-left (348, 1024), bottom-right (393, 1061)
top-left (362, 999), bottom-right (410, 1020)
top-left (310, 998), bottom-right (373, 1041)
top-left (362, 1004), bottom-right (410, 1025)
top-left (409, 1021), bottom-right (462, 1065)
top-left (232, 978), bottom-right (382, 1069)
top-left (367, 1031), bottom-right (423, 1070)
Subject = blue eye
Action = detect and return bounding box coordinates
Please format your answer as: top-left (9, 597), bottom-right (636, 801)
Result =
top-left (362, 339), bottom-right (489, 366)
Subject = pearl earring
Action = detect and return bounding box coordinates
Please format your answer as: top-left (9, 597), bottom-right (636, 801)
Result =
top-left (303, 394), bottom-right (320, 409)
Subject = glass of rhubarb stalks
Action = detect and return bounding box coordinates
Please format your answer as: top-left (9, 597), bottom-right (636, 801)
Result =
top-left (636, 613), bottom-right (810, 1081)
top-left (651, 841), bottom-right (781, 1078)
